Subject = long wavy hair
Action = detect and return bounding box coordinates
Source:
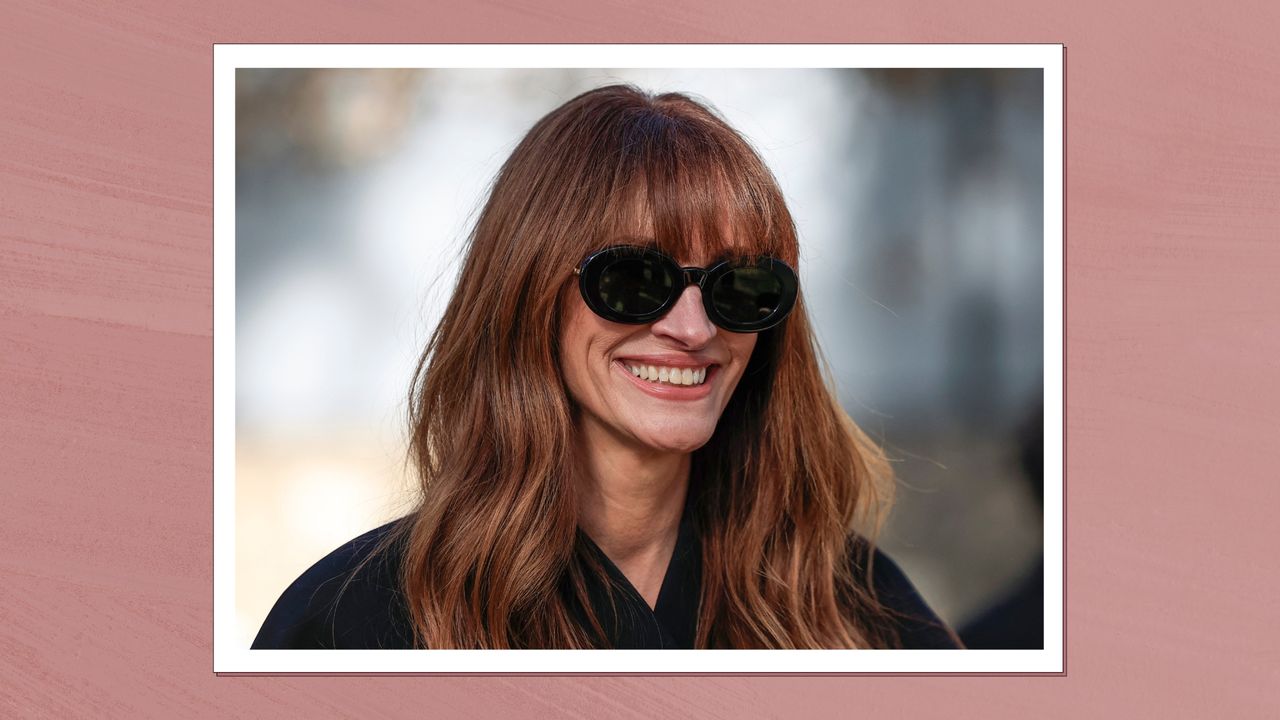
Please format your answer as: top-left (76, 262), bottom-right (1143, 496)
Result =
top-left (394, 84), bottom-right (898, 648)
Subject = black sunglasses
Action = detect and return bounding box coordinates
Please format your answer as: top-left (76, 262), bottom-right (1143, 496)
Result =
top-left (574, 245), bottom-right (798, 333)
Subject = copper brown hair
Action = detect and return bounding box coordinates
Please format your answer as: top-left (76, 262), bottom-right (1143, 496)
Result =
top-left (393, 84), bottom-right (898, 648)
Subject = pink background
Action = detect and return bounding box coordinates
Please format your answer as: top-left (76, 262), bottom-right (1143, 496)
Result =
top-left (2, 2), bottom-right (1277, 718)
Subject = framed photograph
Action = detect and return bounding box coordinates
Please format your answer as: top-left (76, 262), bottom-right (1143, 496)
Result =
top-left (214, 44), bottom-right (1064, 673)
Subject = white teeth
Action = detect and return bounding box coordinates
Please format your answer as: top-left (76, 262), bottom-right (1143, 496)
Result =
top-left (623, 362), bottom-right (711, 387)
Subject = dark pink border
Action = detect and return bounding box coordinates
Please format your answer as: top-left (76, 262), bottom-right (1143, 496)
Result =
top-left (11, 2), bottom-right (1274, 710)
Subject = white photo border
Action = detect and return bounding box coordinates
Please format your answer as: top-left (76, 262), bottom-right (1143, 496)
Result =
top-left (214, 43), bottom-right (1065, 674)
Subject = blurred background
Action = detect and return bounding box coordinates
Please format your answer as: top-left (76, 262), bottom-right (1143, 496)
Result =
top-left (235, 68), bottom-right (1046, 649)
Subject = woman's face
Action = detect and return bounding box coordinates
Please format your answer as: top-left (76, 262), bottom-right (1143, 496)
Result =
top-left (559, 246), bottom-right (759, 456)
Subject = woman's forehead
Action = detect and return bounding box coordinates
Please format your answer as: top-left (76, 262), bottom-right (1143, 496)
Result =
top-left (594, 173), bottom-right (790, 263)
top-left (608, 232), bottom-right (756, 266)
top-left (602, 203), bottom-right (772, 260)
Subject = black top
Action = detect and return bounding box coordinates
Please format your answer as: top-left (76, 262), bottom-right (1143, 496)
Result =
top-left (252, 512), bottom-right (959, 650)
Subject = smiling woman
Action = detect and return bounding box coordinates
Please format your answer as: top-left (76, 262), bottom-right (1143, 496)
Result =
top-left (252, 84), bottom-right (961, 650)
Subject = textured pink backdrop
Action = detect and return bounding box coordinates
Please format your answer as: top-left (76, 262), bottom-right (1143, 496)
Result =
top-left (2, 0), bottom-right (1278, 717)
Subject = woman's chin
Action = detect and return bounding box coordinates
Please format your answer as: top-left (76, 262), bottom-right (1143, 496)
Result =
top-left (630, 426), bottom-right (715, 455)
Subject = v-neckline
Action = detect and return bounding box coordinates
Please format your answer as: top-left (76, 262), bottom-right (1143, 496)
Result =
top-left (577, 506), bottom-right (701, 648)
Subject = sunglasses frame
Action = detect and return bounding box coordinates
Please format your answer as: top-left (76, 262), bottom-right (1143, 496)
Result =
top-left (574, 245), bottom-right (798, 333)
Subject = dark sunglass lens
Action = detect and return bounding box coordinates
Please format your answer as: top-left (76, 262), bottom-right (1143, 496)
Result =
top-left (711, 267), bottom-right (784, 324)
top-left (598, 255), bottom-right (675, 316)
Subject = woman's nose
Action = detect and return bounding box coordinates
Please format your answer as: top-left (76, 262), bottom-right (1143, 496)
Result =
top-left (650, 285), bottom-right (716, 348)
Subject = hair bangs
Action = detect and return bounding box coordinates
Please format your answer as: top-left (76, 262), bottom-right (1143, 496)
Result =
top-left (590, 101), bottom-right (796, 268)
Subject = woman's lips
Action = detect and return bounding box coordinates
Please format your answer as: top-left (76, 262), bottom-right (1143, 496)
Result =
top-left (613, 360), bottom-right (716, 401)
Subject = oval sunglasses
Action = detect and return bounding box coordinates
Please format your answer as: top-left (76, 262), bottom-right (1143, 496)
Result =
top-left (574, 245), bottom-right (798, 333)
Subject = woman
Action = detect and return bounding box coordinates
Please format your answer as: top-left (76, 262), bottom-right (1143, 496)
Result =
top-left (253, 84), bottom-right (960, 650)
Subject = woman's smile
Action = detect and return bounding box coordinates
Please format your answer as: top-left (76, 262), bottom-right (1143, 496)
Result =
top-left (613, 354), bottom-right (720, 400)
top-left (622, 362), bottom-right (710, 387)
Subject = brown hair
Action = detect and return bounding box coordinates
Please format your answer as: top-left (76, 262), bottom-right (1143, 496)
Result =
top-left (396, 84), bottom-right (898, 648)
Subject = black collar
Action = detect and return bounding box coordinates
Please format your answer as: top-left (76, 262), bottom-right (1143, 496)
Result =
top-left (576, 506), bottom-right (702, 649)
top-left (252, 509), bottom-right (961, 649)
